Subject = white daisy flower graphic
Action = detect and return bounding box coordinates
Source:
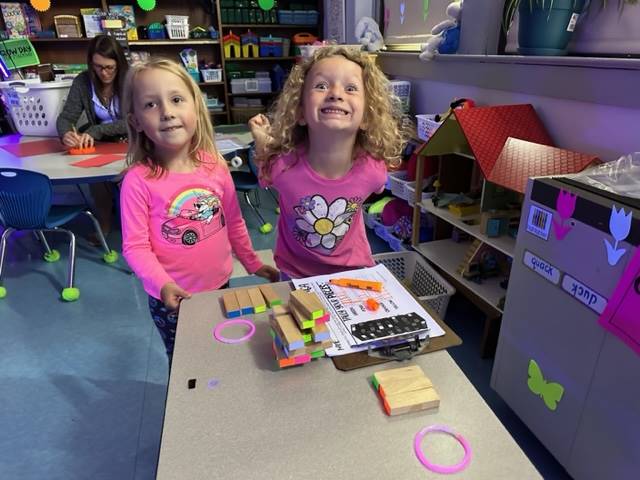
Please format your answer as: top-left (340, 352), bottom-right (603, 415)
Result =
top-left (295, 195), bottom-right (356, 250)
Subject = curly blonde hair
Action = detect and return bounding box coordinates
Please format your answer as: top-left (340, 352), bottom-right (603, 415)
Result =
top-left (259, 45), bottom-right (406, 177)
top-left (121, 57), bottom-right (220, 177)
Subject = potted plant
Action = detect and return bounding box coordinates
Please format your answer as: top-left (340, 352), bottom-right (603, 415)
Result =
top-left (503, 0), bottom-right (587, 55)
top-left (569, 0), bottom-right (640, 55)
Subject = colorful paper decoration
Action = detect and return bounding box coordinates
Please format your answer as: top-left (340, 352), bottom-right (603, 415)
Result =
top-left (598, 247), bottom-right (640, 356)
top-left (258, 0), bottom-right (274, 10)
top-left (137, 0), bottom-right (156, 11)
top-left (423, 0), bottom-right (430, 22)
top-left (527, 359), bottom-right (565, 411)
top-left (0, 38), bottom-right (40, 69)
top-left (552, 189), bottom-right (577, 240)
top-left (400, 2), bottom-right (406, 24)
top-left (30, 0), bottom-right (50, 12)
top-left (604, 205), bottom-right (632, 266)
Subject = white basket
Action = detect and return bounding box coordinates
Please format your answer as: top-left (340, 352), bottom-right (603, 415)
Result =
top-left (201, 69), bottom-right (222, 83)
top-left (415, 114), bottom-right (443, 142)
top-left (389, 80), bottom-right (410, 113)
top-left (166, 22), bottom-right (189, 40)
top-left (0, 80), bottom-right (72, 136)
top-left (374, 251), bottom-right (456, 320)
top-left (165, 15), bottom-right (189, 25)
top-left (387, 170), bottom-right (430, 204)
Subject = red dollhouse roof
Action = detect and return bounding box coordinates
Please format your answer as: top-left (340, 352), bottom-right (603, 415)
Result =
top-left (453, 104), bottom-right (554, 178)
top-left (490, 138), bottom-right (599, 194)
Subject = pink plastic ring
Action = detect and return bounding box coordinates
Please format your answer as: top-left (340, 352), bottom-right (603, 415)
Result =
top-left (213, 319), bottom-right (256, 344)
top-left (413, 425), bottom-right (472, 474)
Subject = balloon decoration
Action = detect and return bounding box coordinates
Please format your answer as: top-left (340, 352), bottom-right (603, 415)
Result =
top-left (258, 0), bottom-right (275, 11)
top-left (137, 0), bottom-right (157, 11)
top-left (30, 0), bottom-right (51, 12)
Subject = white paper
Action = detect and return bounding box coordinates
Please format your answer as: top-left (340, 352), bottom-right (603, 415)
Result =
top-left (292, 264), bottom-right (445, 357)
top-left (215, 138), bottom-right (244, 153)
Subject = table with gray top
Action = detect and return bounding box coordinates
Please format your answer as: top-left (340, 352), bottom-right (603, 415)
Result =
top-left (156, 282), bottom-right (541, 480)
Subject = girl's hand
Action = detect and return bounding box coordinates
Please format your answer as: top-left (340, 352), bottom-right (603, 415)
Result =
top-left (62, 130), bottom-right (81, 147)
top-left (248, 114), bottom-right (273, 158)
top-left (160, 282), bottom-right (192, 310)
top-left (255, 265), bottom-right (280, 283)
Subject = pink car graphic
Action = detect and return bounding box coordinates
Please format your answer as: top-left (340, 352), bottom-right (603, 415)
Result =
top-left (161, 208), bottom-right (226, 246)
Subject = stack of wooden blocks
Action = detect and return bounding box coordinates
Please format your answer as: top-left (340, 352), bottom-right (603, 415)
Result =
top-left (371, 365), bottom-right (440, 416)
top-left (269, 289), bottom-right (333, 368)
top-left (222, 284), bottom-right (282, 317)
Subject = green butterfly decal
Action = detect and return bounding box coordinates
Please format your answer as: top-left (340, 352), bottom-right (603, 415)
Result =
top-left (527, 359), bottom-right (565, 411)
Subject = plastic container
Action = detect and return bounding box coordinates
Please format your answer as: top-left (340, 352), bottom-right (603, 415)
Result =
top-left (201, 68), bottom-right (222, 83)
top-left (374, 251), bottom-right (456, 319)
top-left (230, 77), bottom-right (271, 94)
top-left (278, 10), bottom-right (295, 24)
top-left (0, 79), bottom-right (72, 136)
top-left (415, 114), bottom-right (443, 142)
top-left (389, 80), bottom-right (410, 113)
top-left (387, 170), bottom-right (430, 204)
top-left (405, 181), bottom-right (435, 206)
top-left (165, 15), bottom-right (189, 40)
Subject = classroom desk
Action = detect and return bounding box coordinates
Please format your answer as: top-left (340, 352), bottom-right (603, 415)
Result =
top-left (0, 125), bottom-right (254, 185)
top-left (156, 282), bottom-right (542, 480)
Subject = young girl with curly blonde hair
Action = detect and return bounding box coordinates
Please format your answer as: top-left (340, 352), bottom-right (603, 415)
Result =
top-left (120, 58), bottom-right (278, 358)
top-left (249, 45), bottom-right (406, 279)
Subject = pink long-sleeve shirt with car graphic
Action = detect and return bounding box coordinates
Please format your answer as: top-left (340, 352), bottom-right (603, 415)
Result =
top-left (260, 147), bottom-right (387, 278)
top-left (121, 153), bottom-right (263, 299)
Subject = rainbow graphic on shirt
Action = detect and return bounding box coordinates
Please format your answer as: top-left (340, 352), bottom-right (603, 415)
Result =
top-left (167, 186), bottom-right (213, 216)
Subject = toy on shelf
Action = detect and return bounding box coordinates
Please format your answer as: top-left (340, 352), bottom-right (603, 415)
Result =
top-left (372, 364), bottom-right (440, 416)
top-left (292, 32), bottom-right (317, 57)
top-left (259, 35), bottom-right (283, 57)
top-left (190, 26), bottom-right (208, 39)
top-left (419, 0), bottom-right (462, 61)
top-left (241, 30), bottom-right (259, 58)
top-left (355, 16), bottom-right (384, 52)
top-left (223, 31), bottom-right (240, 58)
top-left (147, 22), bottom-right (166, 39)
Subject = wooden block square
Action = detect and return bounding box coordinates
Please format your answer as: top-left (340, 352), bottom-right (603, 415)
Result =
top-left (247, 287), bottom-right (266, 313)
top-left (234, 289), bottom-right (253, 314)
top-left (289, 301), bottom-right (315, 330)
top-left (373, 364), bottom-right (439, 416)
top-left (259, 284), bottom-right (282, 307)
top-left (289, 289), bottom-right (324, 320)
top-left (222, 292), bottom-right (241, 318)
top-left (270, 313), bottom-right (304, 351)
top-left (383, 387), bottom-right (440, 416)
top-left (272, 304), bottom-right (289, 316)
top-left (311, 322), bottom-right (330, 342)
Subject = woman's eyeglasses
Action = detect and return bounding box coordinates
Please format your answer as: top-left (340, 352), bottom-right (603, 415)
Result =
top-left (93, 64), bottom-right (117, 73)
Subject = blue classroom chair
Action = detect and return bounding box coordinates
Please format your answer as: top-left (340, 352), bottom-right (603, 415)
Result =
top-left (0, 168), bottom-right (118, 301)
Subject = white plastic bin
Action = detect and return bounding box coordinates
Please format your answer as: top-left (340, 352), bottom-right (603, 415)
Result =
top-left (230, 77), bottom-right (272, 94)
top-left (0, 79), bottom-right (72, 136)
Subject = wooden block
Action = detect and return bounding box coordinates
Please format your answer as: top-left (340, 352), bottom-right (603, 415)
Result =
top-left (247, 287), bottom-right (266, 313)
top-left (373, 365), bottom-right (426, 386)
top-left (301, 331), bottom-right (313, 343)
top-left (271, 328), bottom-right (307, 357)
top-left (272, 341), bottom-right (296, 368)
top-left (315, 312), bottom-right (330, 324)
top-left (259, 284), bottom-right (282, 307)
top-left (379, 375), bottom-right (433, 398)
top-left (270, 313), bottom-right (304, 351)
top-left (234, 289), bottom-right (253, 314)
top-left (383, 387), bottom-right (440, 416)
top-left (310, 349), bottom-right (325, 359)
top-left (222, 292), bottom-right (241, 318)
top-left (272, 304), bottom-right (289, 316)
top-left (289, 289), bottom-right (324, 320)
top-left (311, 322), bottom-right (330, 342)
top-left (289, 301), bottom-right (315, 330)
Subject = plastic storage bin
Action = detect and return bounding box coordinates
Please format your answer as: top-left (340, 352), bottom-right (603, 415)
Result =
top-left (387, 170), bottom-right (431, 204)
top-left (0, 79), bottom-right (72, 136)
top-left (201, 68), bottom-right (222, 83)
top-left (374, 251), bottom-right (456, 320)
top-left (165, 15), bottom-right (189, 40)
top-left (389, 80), bottom-right (410, 113)
top-left (230, 77), bottom-right (271, 94)
top-left (415, 114), bottom-right (443, 142)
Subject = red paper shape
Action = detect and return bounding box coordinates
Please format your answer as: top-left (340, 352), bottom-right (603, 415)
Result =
top-left (1, 138), bottom-right (66, 157)
top-left (70, 154), bottom-right (125, 168)
top-left (598, 247), bottom-right (640, 356)
top-left (490, 138), bottom-right (599, 194)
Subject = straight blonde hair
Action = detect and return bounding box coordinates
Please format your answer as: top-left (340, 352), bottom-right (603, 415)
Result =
top-left (259, 45), bottom-right (407, 179)
top-left (121, 57), bottom-right (220, 176)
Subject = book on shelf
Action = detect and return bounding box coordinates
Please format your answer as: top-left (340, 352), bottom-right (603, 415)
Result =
top-left (0, 2), bottom-right (27, 38)
top-left (108, 5), bottom-right (138, 41)
top-left (80, 8), bottom-right (105, 38)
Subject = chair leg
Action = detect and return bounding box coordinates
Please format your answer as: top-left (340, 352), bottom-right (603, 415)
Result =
top-left (0, 227), bottom-right (15, 292)
top-left (37, 230), bottom-right (61, 263)
top-left (244, 190), bottom-right (267, 225)
top-left (58, 228), bottom-right (80, 301)
top-left (266, 187), bottom-right (279, 206)
top-left (83, 210), bottom-right (118, 264)
top-left (253, 188), bottom-right (261, 208)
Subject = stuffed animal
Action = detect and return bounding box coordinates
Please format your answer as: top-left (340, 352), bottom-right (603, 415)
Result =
top-left (355, 16), bottom-right (385, 53)
top-left (419, 0), bottom-right (463, 61)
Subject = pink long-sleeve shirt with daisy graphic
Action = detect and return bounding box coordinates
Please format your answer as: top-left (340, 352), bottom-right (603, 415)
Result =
top-left (260, 147), bottom-right (387, 278)
top-left (121, 152), bottom-right (263, 299)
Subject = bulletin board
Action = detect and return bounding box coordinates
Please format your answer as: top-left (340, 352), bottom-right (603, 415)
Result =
top-left (383, 0), bottom-right (456, 51)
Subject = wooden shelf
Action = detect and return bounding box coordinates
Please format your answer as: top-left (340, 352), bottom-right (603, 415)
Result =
top-left (227, 92), bottom-right (276, 97)
top-left (209, 110), bottom-right (227, 115)
top-left (221, 24), bottom-right (319, 29)
top-left (30, 37), bottom-right (89, 42)
top-left (414, 239), bottom-right (505, 313)
top-left (129, 39), bottom-right (220, 46)
top-left (199, 82), bottom-right (225, 86)
top-left (420, 200), bottom-right (516, 258)
top-left (224, 56), bottom-right (296, 61)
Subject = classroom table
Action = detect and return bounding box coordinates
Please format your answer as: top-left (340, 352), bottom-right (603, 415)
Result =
top-left (156, 282), bottom-right (542, 480)
top-left (0, 124), bottom-right (254, 185)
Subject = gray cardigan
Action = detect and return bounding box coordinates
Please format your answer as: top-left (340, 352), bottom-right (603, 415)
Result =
top-left (56, 71), bottom-right (127, 141)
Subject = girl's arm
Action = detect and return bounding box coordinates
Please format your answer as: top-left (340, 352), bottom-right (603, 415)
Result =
top-left (220, 168), bottom-right (269, 275)
top-left (120, 171), bottom-right (175, 300)
top-left (248, 114), bottom-right (273, 161)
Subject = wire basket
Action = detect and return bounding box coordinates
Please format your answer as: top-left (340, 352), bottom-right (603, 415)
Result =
top-left (0, 79), bottom-right (72, 136)
top-left (415, 114), bottom-right (443, 142)
top-left (165, 15), bottom-right (189, 40)
top-left (374, 251), bottom-right (456, 320)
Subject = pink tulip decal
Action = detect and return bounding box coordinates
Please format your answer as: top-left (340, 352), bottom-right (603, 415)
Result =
top-left (552, 189), bottom-right (577, 240)
top-left (604, 205), bottom-right (632, 266)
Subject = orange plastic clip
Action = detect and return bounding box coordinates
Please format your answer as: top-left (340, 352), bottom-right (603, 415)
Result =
top-left (365, 298), bottom-right (380, 311)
